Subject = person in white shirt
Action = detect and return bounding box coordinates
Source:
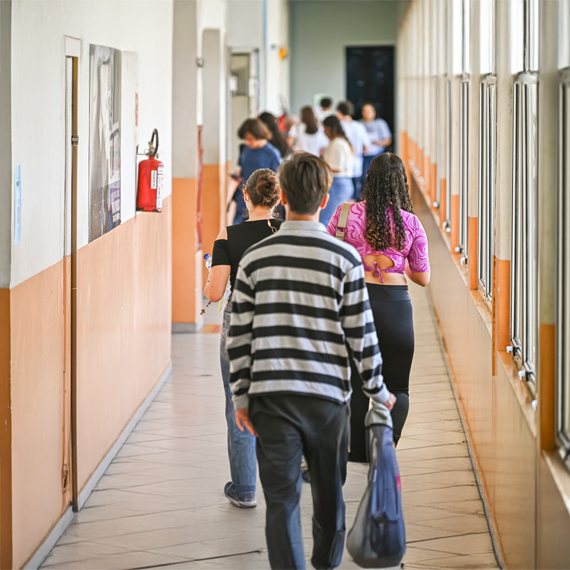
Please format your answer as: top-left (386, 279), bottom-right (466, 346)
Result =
top-left (321, 115), bottom-right (354, 225)
top-left (360, 103), bottom-right (393, 192)
top-left (287, 106), bottom-right (329, 157)
top-left (336, 101), bottom-right (370, 200)
top-left (314, 96), bottom-right (335, 122)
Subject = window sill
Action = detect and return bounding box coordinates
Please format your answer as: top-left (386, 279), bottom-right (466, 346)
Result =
top-left (543, 449), bottom-right (570, 516)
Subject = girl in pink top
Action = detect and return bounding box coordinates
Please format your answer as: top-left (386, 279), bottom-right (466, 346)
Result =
top-left (327, 153), bottom-right (430, 455)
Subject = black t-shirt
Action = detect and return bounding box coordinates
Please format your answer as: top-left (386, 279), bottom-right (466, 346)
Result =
top-left (212, 219), bottom-right (284, 292)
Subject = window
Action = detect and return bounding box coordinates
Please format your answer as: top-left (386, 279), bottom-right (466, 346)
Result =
top-left (510, 72), bottom-right (538, 386)
top-left (458, 76), bottom-right (469, 261)
top-left (509, 0), bottom-right (539, 386)
top-left (480, 0), bottom-right (495, 75)
top-left (457, 0), bottom-right (470, 262)
top-left (443, 76), bottom-right (452, 233)
top-left (556, 68), bottom-right (570, 461)
top-left (477, 76), bottom-right (496, 300)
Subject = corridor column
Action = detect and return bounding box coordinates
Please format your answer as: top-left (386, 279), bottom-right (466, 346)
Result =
top-left (172, 0), bottom-right (203, 332)
top-left (201, 27), bottom-right (228, 283)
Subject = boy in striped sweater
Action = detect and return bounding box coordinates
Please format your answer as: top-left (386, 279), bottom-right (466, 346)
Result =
top-left (227, 153), bottom-right (396, 570)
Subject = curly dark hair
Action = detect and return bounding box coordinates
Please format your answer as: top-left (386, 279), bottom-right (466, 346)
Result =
top-left (361, 153), bottom-right (415, 252)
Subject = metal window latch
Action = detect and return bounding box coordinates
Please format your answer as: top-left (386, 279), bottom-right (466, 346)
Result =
top-left (455, 246), bottom-right (461, 253)
top-left (519, 370), bottom-right (526, 380)
top-left (506, 345), bottom-right (513, 353)
top-left (532, 399), bottom-right (538, 412)
top-left (460, 256), bottom-right (467, 266)
top-left (71, 136), bottom-right (79, 146)
top-left (433, 201), bottom-right (439, 208)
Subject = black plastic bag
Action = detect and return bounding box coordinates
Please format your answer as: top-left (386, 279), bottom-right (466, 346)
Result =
top-left (346, 424), bottom-right (406, 568)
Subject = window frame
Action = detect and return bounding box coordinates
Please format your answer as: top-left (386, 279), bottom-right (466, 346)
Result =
top-left (556, 67), bottom-right (570, 463)
top-left (458, 74), bottom-right (470, 262)
top-left (510, 71), bottom-right (539, 388)
top-left (444, 76), bottom-right (452, 234)
top-left (477, 75), bottom-right (496, 301)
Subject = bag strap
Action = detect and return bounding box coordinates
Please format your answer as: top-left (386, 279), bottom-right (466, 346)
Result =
top-left (335, 202), bottom-right (352, 241)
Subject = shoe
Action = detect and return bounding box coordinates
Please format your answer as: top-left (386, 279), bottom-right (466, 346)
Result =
top-left (224, 482), bottom-right (257, 508)
top-left (301, 469), bottom-right (311, 483)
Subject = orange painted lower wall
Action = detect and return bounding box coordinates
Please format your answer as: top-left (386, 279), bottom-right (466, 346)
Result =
top-left (202, 163), bottom-right (226, 288)
top-left (411, 183), bottom-right (536, 569)
top-left (0, 288), bottom-right (12, 570)
top-left (8, 196), bottom-right (172, 569)
top-left (172, 178), bottom-right (202, 325)
top-left (77, 197), bottom-right (172, 491)
top-left (10, 262), bottom-right (69, 569)
top-left (439, 179), bottom-right (447, 227)
top-left (538, 452), bottom-right (570, 568)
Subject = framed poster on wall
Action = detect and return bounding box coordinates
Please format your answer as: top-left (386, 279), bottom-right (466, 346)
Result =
top-left (89, 44), bottom-right (121, 242)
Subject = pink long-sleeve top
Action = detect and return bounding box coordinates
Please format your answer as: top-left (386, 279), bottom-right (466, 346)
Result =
top-left (327, 201), bottom-right (430, 281)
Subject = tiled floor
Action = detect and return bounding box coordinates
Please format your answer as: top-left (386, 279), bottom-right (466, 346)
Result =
top-left (41, 286), bottom-right (499, 570)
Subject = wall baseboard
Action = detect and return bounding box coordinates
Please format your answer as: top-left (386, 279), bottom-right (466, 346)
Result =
top-left (23, 361), bottom-right (173, 570)
top-left (172, 320), bottom-right (204, 333)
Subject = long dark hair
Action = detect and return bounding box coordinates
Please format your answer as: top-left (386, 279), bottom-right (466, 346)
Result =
top-left (361, 153), bottom-right (414, 252)
top-left (301, 106), bottom-right (319, 135)
top-left (322, 115), bottom-right (352, 151)
top-left (259, 112), bottom-right (291, 158)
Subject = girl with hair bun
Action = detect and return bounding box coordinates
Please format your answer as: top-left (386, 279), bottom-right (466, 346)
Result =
top-left (204, 168), bottom-right (283, 509)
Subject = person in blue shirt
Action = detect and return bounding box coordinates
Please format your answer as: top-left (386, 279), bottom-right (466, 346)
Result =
top-left (360, 104), bottom-right (392, 192)
top-left (230, 119), bottom-right (282, 224)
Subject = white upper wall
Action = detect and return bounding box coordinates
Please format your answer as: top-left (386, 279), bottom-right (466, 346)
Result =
top-left (0, 1), bottom-right (11, 288)
top-left (10, 0), bottom-right (173, 288)
top-left (227, 0), bottom-right (290, 116)
top-left (227, 0), bottom-right (263, 50)
top-left (289, 0), bottom-right (405, 115)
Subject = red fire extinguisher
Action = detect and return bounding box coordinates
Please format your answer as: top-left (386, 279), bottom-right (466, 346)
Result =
top-left (137, 129), bottom-right (164, 212)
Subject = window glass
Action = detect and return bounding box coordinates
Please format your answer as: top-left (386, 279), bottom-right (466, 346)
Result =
top-left (558, 1), bottom-right (570, 70)
top-left (463, 0), bottom-right (471, 74)
top-left (527, 0), bottom-right (539, 71)
top-left (480, 0), bottom-right (495, 74)
top-left (510, 0), bottom-right (525, 73)
top-left (556, 72), bottom-right (570, 459)
top-left (451, 0), bottom-right (463, 75)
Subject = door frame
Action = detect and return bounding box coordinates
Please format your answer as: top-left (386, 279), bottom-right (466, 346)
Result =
top-left (64, 36), bottom-right (80, 511)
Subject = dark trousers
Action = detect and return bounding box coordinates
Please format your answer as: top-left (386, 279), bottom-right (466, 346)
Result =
top-left (250, 395), bottom-right (350, 570)
top-left (349, 284), bottom-right (414, 461)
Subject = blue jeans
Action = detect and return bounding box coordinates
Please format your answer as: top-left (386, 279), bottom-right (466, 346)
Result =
top-left (220, 302), bottom-right (257, 498)
top-left (320, 177), bottom-right (353, 226)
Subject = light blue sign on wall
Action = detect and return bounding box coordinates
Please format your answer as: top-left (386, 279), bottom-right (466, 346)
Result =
top-left (14, 164), bottom-right (21, 245)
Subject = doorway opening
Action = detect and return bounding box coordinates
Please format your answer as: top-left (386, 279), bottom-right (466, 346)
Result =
top-left (346, 45), bottom-right (395, 150)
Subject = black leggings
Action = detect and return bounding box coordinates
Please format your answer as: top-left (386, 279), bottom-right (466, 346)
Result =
top-left (349, 284), bottom-right (414, 462)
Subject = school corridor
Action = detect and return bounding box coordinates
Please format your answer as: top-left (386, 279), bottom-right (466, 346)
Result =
top-left (39, 286), bottom-right (499, 570)
top-left (1, 0), bottom-right (570, 569)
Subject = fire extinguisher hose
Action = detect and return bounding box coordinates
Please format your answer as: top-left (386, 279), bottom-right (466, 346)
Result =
top-left (149, 129), bottom-right (159, 157)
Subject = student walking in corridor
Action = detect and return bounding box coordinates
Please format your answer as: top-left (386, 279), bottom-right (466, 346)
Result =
top-left (226, 153), bottom-right (396, 570)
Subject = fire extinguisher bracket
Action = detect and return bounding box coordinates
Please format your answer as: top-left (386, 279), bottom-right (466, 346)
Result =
top-left (136, 129), bottom-right (164, 213)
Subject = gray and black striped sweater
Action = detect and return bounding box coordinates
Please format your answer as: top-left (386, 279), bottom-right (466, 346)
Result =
top-left (227, 220), bottom-right (389, 409)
